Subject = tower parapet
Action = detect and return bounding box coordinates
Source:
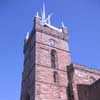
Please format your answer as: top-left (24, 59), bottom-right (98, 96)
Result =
top-left (24, 3), bottom-right (69, 44)
top-left (34, 16), bottom-right (69, 41)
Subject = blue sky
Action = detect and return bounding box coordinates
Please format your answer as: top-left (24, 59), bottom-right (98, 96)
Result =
top-left (0, 0), bottom-right (100, 100)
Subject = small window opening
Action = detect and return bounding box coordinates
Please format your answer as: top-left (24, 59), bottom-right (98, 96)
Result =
top-left (53, 71), bottom-right (58, 83)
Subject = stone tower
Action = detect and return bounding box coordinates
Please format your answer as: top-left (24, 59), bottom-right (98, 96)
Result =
top-left (20, 4), bottom-right (71, 100)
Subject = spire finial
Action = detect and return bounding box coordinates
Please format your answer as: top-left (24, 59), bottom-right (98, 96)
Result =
top-left (62, 21), bottom-right (65, 28)
top-left (25, 32), bottom-right (29, 40)
top-left (36, 11), bottom-right (39, 17)
top-left (42, 2), bottom-right (46, 24)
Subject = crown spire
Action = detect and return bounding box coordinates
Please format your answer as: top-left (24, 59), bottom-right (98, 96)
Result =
top-left (35, 2), bottom-right (66, 31)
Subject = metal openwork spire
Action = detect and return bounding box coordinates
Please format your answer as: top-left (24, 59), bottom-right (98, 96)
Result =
top-left (35, 2), bottom-right (65, 32)
top-left (41, 2), bottom-right (53, 25)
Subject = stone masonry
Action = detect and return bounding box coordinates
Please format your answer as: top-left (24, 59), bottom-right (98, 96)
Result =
top-left (20, 11), bottom-right (100, 100)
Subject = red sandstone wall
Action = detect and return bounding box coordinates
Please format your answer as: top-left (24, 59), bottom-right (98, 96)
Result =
top-left (89, 79), bottom-right (100, 100)
top-left (77, 84), bottom-right (90, 100)
top-left (35, 16), bottom-right (71, 100)
top-left (72, 64), bottom-right (100, 100)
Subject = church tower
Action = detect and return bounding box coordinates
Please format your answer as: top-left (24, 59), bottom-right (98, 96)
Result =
top-left (20, 4), bottom-right (71, 100)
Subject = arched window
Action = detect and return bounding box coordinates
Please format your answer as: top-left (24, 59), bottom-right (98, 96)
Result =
top-left (51, 49), bottom-right (57, 68)
top-left (53, 71), bottom-right (59, 83)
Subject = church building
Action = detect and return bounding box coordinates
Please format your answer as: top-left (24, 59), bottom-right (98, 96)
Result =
top-left (20, 4), bottom-right (100, 100)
